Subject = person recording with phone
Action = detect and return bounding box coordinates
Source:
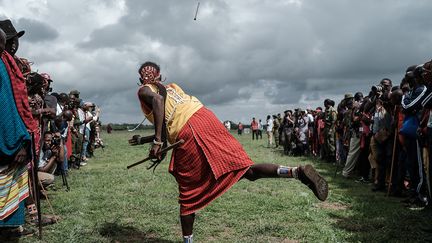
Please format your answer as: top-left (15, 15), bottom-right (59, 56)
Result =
top-left (38, 131), bottom-right (64, 187)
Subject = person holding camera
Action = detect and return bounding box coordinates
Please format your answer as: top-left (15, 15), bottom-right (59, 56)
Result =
top-left (282, 110), bottom-right (294, 155)
top-left (38, 131), bottom-right (64, 187)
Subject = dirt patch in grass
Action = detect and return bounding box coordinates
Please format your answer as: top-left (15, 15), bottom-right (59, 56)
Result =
top-left (315, 202), bottom-right (350, 210)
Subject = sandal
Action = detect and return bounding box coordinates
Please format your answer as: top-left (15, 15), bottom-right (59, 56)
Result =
top-left (0, 226), bottom-right (36, 239)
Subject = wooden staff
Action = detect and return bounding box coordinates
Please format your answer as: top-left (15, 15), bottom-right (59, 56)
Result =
top-left (31, 132), bottom-right (43, 239)
top-left (424, 147), bottom-right (431, 198)
top-left (387, 112), bottom-right (399, 197)
top-left (127, 139), bottom-right (184, 169)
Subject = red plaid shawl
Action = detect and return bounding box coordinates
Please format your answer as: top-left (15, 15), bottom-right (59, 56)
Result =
top-left (169, 107), bottom-right (253, 215)
top-left (1, 52), bottom-right (37, 133)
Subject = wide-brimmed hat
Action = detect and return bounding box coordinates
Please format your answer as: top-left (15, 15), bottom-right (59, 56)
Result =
top-left (0, 19), bottom-right (25, 40)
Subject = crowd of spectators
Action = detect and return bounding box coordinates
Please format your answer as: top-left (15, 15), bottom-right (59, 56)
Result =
top-left (241, 60), bottom-right (432, 211)
top-left (0, 19), bottom-right (104, 238)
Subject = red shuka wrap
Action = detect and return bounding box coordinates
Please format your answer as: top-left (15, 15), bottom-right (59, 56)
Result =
top-left (1, 52), bottom-right (37, 133)
top-left (169, 107), bottom-right (254, 215)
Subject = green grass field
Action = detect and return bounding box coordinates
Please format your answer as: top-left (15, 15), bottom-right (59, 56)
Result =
top-left (23, 130), bottom-right (432, 243)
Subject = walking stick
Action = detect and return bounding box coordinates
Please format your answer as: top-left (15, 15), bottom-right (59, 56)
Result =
top-left (31, 132), bottom-right (43, 239)
top-left (333, 133), bottom-right (339, 177)
top-left (334, 161), bottom-right (339, 177)
top-left (387, 118), bottom-right (399, 197)
top-left (423, 147), bottom-right (431, 198)
top-left (127, 139), bottom-right (184, 169)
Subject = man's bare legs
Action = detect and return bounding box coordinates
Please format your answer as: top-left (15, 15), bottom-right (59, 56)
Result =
top-left (179, 163), bottom-right (328, 242)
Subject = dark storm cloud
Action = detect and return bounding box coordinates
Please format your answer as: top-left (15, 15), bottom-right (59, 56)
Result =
top-left (17, 18), bottom-right (59, 42)
top-left (78, 0), bottom-right (432, 108)
top-left (4, 0), bottom-right (432, 123)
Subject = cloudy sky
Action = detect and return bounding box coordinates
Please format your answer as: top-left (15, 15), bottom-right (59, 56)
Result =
top-left (1, 0), bottom-right (431, 124)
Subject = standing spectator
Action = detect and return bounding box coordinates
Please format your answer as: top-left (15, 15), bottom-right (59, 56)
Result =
top-left (299, 110), bottom-right (309, 134)
top-left (314, 107), bottom-right (325, 157)
top-left (277, 113), bottom-right (283, 145)
top-left (401, 68), bottom-right (430, 208)
top-left (53, 110), bottom-right (72, 175)
top-left (282, 110), bottom-right (294, 155)
top-left (273, 115), bottom-right (280, 148)
top-left (323, 99), bottom-right (337, 162)
top-left (237, 122), bottom-right (243, 136)
top-left (342, 96), bottom-right (361, 178)
top-left (106, 123), bottom-right (113, 134)
top-left (77, 102), bottom-right (94, 164)
top-left (371, 98), bottom-right (392, 192)
top-left (266, 115), bottom-right (274, 147)
top-left (87, 103), bottom-right (100, 158)
top-left (306, 109), bottom-right (315, 153)
top-left (421, 60), bottom-right (432, 203)
top-left (258, 119), bottom-right (263, 139)
top-left (336, 94), bottom-right (353, 165)
top-left (251, 117), bottom-right (259, 140)
top-left (94, 122), bottom-right (105, 149)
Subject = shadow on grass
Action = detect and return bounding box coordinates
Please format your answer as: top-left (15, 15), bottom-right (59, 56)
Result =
top-left (98, 222), bottom-right (175, 243)
top-left (312, 160), bottom-right (432, 242)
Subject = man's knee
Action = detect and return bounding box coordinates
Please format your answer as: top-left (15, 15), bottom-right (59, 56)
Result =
top-left (38, 172), bottom-right (54, 186)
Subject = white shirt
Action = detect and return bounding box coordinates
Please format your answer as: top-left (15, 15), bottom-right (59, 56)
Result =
top-left (56, 103), bottom-right (63, 116)
top-left (307, 113), bottom-right (314, 123)
top-left (78, 109), bottom-right (93, 134)
top-left (224, 121), bottom-right (231, 130)
top-left (266, 118), bottom-right (274, 132)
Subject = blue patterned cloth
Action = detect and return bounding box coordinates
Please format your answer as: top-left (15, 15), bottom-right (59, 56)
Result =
top-left (0, 201), bottom-right (25, 227)
top-left (0, 59), bottom-right (30, 158)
